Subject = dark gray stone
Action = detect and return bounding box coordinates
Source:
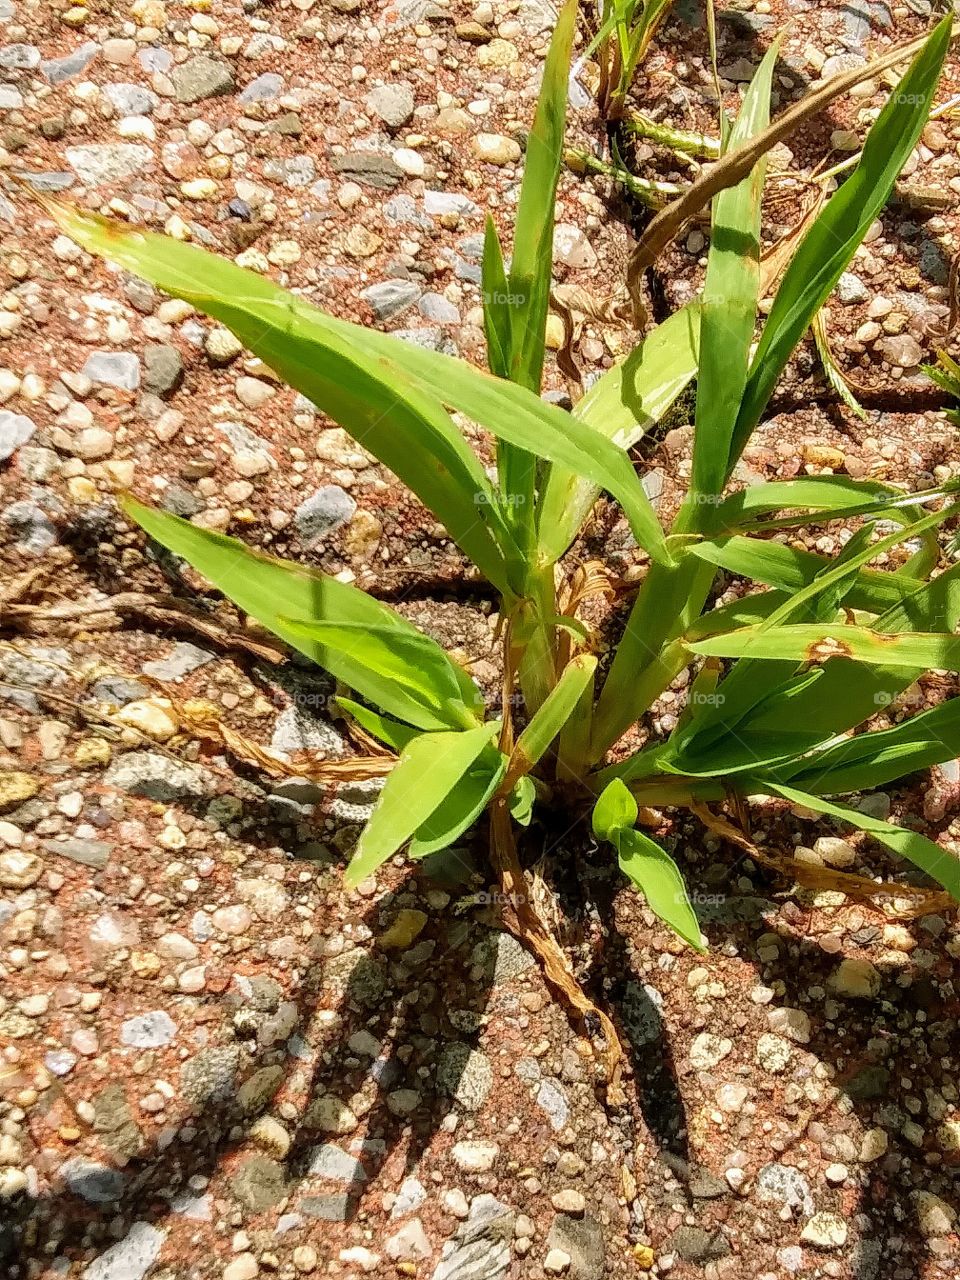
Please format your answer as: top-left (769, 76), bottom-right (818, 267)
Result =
top-left (330, 151), bottom-right (402, 190)
top-left (141, 642), bottom-right (213, 682)
top-left (92, 1084), bottom-right (144, 1160)
top-left (230, 1157), bottom-right (287, 1211)
top-left (301, 1193), bottom-right (353, 1221)
top-left (41, 42), bottom-right (98, 84)
top-left (181, 1045), bottom-right (241, 1108)
top-left (545, 1213), bottom-right (605, 1280)
top-left (61, 1157), bottom-right (126, 1204)
top-left (142, 343), bottom-right (184, 398)
top-left (361, 279), bottom-right (422, 321)
top-left (293, 485), bottom-right (356, 544)
top-left (666, 1225), bottom-right (731, 1264)
top-left (40, 837), bottom-right (113, 870)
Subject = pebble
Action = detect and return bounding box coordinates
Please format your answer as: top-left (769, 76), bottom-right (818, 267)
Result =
top-left (800, 1212), bottom-right (848, 1250)
top-left (451, 1140), bottom-right (499, 1172)
top-left (81, 351), bottom-right (141, 391)
top-left (827, 956), bottom-right (882, 999)
top-left (293, 485), bottom-right (357, 544)
top-left (472, 133), bottom-right (521, 165)
top-left (66, 144), bottom-right (153, 186)
top-left (689, 1032), bottom-right (733, 1070)
top-left (82, 1222), bottom-right (167, 1280)
top-left (0, 410), bottom-right (36, 461)
top-left (120, 1010), bottom-right (176, 1049)
top-left (551, 1189), bottom-right (585, 1215)
top-left (172, 55), bottom-right (235, 104)
top-left (366, 82), bottom-right (415, 128)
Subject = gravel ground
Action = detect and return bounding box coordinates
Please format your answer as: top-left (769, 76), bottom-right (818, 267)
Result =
top-left (2, 0), bottom-right (960, 1278)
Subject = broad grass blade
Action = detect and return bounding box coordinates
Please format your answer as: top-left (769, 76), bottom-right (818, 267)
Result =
top-left (616, 828), bottom-right (704, 950)
top-left (691, 623), bottom-right (960, 670)
top-left (409, 749), bottom-right (507, 857)
top-left (345, 724), bottom-right (498, 886)
top-left (122, 497), bottom-right (481, 732)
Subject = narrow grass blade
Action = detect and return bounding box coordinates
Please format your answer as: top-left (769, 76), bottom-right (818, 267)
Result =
top-left (510, 654), bottom-right (597, 777)
top-left (482, 215), bottom-right (512, 381)
top-left (44, 204), bottom-right (514, 593)
top-left (691, 40), bottom-right (778, 505)
top-left (689, 536), bottom-right (921, 613)
top-left (782, 698), bottom-right (960, 795)
top-left (758, 780), bottom-right (960, 901)
top-left (345, 723), bottom-right (498, 886)
top-left (122, 496), bottom-right (480, 732)
top-left (729, 18), bottom-right (951, 472)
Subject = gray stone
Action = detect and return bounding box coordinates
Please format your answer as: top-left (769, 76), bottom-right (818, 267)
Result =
top-left (361, 279), bottom-right (422, 321)
top-left (0, 41), bottom-right (38, 68)
top-left (424, 191), bottom-right (478, 218)
top-left (308, 1143), bottom-right (367, 1184)
top-left (546, 1213), bottom-right (605, 1280)
top-left (0, 410), bottom-right (36, 461)
top-left (120, 1010), bottom-right (177, 1049)
top-left (432, 1196), bottom-right (514, 1280)
top-left (105, 751), bottom-right (208, 802)
top-left (91, 676), bottom-right (150, 705)
top-left (82, 350), bottom-right (141, 391)
top-left (0, 85), bottom-right (22, 109)
top-left (271, 706), bottom-right (345, 757)
top-left (294, 485), bottom-right (357, 544)
top-left (141, 642), bottom-right (213, 682)
top-left (837, 272), bottom-right (868, 304)
top-left (172, 55), bottom-right (235, 104)
top-left (102, 82), bottom-right (158, 116)
top-left (81, 1222), bottom-right (166, 1280)
top-left (239, 71), bottom-right (284, 103)
top-left (3, 501), bottom-right (57, 553)
top-left (262, 155), bottom-right (316, 187)
top-left (17, 170), bottom-right (75, 192)
top-left (437, 1043), bottom-right (493, 1110)
top-left (237, 1064), bottom-right (284, 1112)
top-left (323, 950), bottom-right (388, 1008)
top-left (366, 82), bottom-right (415, 128)
top-left (142, 343), bottom-right (183, 398)
top-left (230, 1157), bottom-right (287, 1212)
top-left (535, 1078), bottom-right (569, 1131)
top-left (666, 1225), bottom-right (730, 1264)
top-left (40, 837), bottom-right (113, 870)
top-left (41, 42), bottom-right (98, 84)
top-left (419, 292), bottom-right (461, 324)
top-left (61, 1157), bottom-right (126, 1204)
top-left (180, 1045), bottom-right (241, 1108)
top-left (756, 1163), bottom-right (814, 1215)
top-left (66, 144), bottom-right (154, 186)
top-left (331, 151), bottom-right (403, 190)
top-left (301, 1193), bottom-right (353, 1221)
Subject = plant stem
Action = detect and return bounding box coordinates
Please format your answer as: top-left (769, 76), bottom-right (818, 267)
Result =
top-left (623, 111), bottom-right (721, 159)
top-left (564, 148), bottom-right (684, 209)
top-left (514, 559), bottom-right (559, 715)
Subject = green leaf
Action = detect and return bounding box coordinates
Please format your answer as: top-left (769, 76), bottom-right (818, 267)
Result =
top-left (691, 40), bottom-right (778, 505)
top-left (757, 780), bottom-right (960, 902)
top-left (591, 778), bottom-right (639, 841)
top-left (45, 206), bottom-right (516, 594)
top-left (781, 697), bottom-right (960, 795)
top-left (616, 828), bottom-right (704, 950)
top-left (482, 214), bottom-right (512, 381)
top-left (509, 774), bottom-right (537, 826)
top-left (729, 17), bottom-right (952, 473)
top-left (512, 654), bottom-right (597, 773)
top-left (690, 623), bottom-right (960, 671)
top-left (345, 723), bottom-right (498, 886)
top-left (714, 475), bottom-right (908, 527)
top-left (284, 620), bottom-right (483, 731)
top-left (506, 0), bottom-right (578, 393)
top-left (46, 201), bottom-right (673, 571)
top-left (335, 698), bottom-right (421, 753)
top-left (121, 496), bottom-right (480, 732)
top-left (538, 303), bottom-right (701, 560)
top-left (689, 535), bottom-right (920, 614)
top-left (409, 748), bottom-right (507, 857)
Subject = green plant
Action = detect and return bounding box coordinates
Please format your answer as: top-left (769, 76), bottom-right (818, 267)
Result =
top-left (35, 17), bottom-right (960, 1095)
top-left (593, 0), bottom-right (678, 118)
